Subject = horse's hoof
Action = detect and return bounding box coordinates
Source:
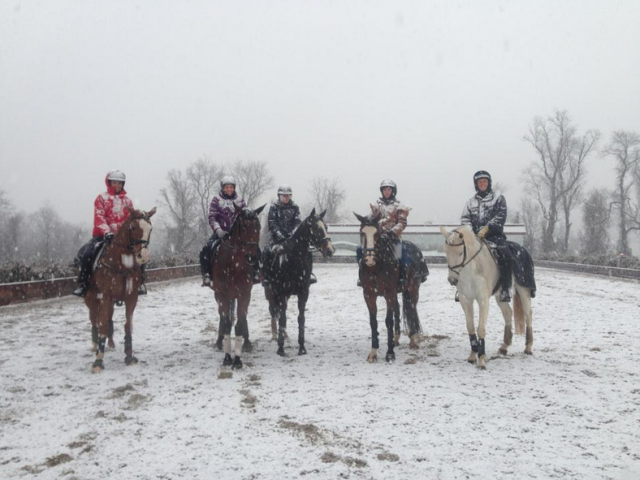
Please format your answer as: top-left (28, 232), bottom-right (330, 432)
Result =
top-left (107, 340), bottom-right (115, 350)
top-left (385, 353), bottom-right (395, 362)
top-left (499, 348), bottom-right (508, 356)
top-left (242, 341), bottom-right (253, 353)
top-left (409, 342), bottom-right (419, 350)
top-left (124, 355), bottom-right (138, 366)
top-left (232, 356), bottom-right (243, 369)
top-left (277, 347), bottom-right (286, 357)
top-left (367, 355), bottom-right (378, 363)
top-left (92, 359), bottom-right (104, 373)
top-left (393, 340), bottom-right (400, 347)
top-left (298, 346), bottom-right (307, 356)
top-left (524, 349), bottom-right (533, 355)
top-left (477, 364), bottom-right (487, 370)
top-left (467, 359), bottom-right (476, 364)
top-left (215, 340), bottom-right (223, 351)
top-left (222, 354), bottom-right (233, 366)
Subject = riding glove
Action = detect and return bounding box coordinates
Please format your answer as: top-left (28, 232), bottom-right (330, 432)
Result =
top-left (478, 226), bottom-right (489, 239)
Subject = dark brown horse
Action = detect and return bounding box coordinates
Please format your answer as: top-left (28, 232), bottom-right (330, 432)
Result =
top-left (355, 210), bottom-right (424, 362)
top-left (208, 204), bottom-right (265, 369)
top-left (262, 209), bottom-right (335, 356)
top-left (84, 206), bottom-right (156, 373)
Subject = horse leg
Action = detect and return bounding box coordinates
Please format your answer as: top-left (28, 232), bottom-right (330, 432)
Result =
top-left (517, 286), bottom-right (534, 355)
top-left (107, 316), bottom-right (115, 350)
top-left (460, 297), bottom-right (477, 364)
top-left (215, 297), bottom-right (225, 351)
top-left (407, 285), bottom-right (421, 350)
top-left (216, 296), bottom-right (233, 366)
top-left (476, 297), bottom-right (490, 370)
top-left (297, 290), bottom-right (309, 356)
top-left (365, 294), bottom-right (379, 363)
top-left (124, 298), bottom-right (138, 366)
top-left (393, 296), bottom-right (401, 347)
top-left (384, 298), bottom-right (396, 362)
top-left (88, 301), bottom-right (99, 352)
top-left (496, 297), bottom-right (514, 355)
top-left (233, 295), bottom-right (251, 368)
top-left (276, 295), bottom-right (288, 357)
top-left (93, 299), bottom-right (114, 373)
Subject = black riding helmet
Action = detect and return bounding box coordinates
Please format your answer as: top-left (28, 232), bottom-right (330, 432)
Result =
top-left (473, 170), bottom-right (492, 193)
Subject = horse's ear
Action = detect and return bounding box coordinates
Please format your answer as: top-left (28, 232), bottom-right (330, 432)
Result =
top-left (310, 207), bottom-right (316, 217)
top-left (354, 212), bottom-right (366, 223)
top-left (147, 207), bottom-right (157, 218)
top-left (370, 205), bottom-right (382, 221)
top-left (234, 203), bottom-right (243, 213)
top-left (254, 203), bottom-right (266, 215)
top-left (318, 210), bottom-right (326, 220)
top-left (439, 226), bottom-right (449, 238)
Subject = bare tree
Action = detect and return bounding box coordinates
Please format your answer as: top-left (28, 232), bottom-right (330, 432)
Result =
top-left (579, 189), bottom-right (611, 256)
top-left (186, 157), bottom-right (224, 242)
top-left (307, 177), bottom-right (347, 223)
top-left (159, 169), bottom-right (198, 253)
top-left (523, 110), bottom-right (600, 253)
top-left (604, 130), bottom-right (640, 255)
top-left (229, 160), bottom-right (274, 208)
top-left (520, 198), bottom-right (541, 257)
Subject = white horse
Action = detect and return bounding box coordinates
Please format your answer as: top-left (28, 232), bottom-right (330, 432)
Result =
top-left (440, 226), bottom-right (534, 369)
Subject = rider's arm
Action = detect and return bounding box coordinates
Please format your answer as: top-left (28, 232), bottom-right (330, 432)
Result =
top-left (389, 207), bottom-right (408, 237)
top-left (460, 201), bottom-right (473, 227)
top-left (208, 197), bottom-right (222, 233)
top-left (93, 195), bottom-right (111, 236)
top-left (487, 195), bottom-right (507, 236)
top-left (268, 204), bottom-right (286, 242)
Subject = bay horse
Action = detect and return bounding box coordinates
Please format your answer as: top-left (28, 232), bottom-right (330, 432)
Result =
top-left (84, 206), bottom-right (156, 373)
top-left (208, 204), bottom-right (265, 369)
top-left (440, 226), bottom-right (534, 369)
top-left (263, 209), bottom-right (335, 356)
top-left (355, 209), bottom-right (424, 363)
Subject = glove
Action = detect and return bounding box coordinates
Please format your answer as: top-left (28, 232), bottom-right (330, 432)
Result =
top-left (104, 232), bottom-right (115, 244)
top-left (384, 230), bottom-right (396, 241)
top-left (478, 226), bottom-right (489, 239)
top-left (215, 229), bottom-right (226, 239)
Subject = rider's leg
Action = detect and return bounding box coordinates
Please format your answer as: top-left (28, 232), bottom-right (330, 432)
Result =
top-left (356, 246), bottom-right (363, 287)
top-left (200, 235), bottom-right (216, 286)
top-left (308, 251), bottom-right (317, 284)
top-left (396, 241), bottom-right (407, 290)
top-left (496, 242), bottom-right (513, 302)
top-left (72, 238), bottom-right (100, 297)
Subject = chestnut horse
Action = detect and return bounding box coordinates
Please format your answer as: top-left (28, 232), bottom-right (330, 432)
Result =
top-left (355, 210), bottom-right (424, 363)
top-left (262, 209), bottom-right (335, 356)
top-left (84, 206), bottom-right (156, 373)
top-left (208, 204), bottom-right (265, 369)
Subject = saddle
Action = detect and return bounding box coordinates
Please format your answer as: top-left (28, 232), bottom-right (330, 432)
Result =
top-left (403, 241), bottom-right (429, 282)
top-left (484, 240), bottom-right (536, 298)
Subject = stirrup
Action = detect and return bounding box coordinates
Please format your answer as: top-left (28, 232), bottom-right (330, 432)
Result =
top-left (499, 289), bottom-right (511, 302)
top-left (455, 291), bottom-right (460, 302)
top-left (357, 278), bottom-right (362, 288)
top-left (72, 285), bottom-right (87, 298)
top-left (138, 283), bottom-right (147, 295)
top-left (309, 273), bottom-right (317, 285)
top-left (252, 273), bottom-right (262, 285)
top-left (202, 274), bottom-right (212, 287)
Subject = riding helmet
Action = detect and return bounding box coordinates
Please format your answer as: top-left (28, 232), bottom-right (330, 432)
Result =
top-left (220, 176), bottom-right (236, 189)
top-left (107, 170), bottom-right (126, 183)
top-left (473, 170), bottom-right (492, 192)
top-left (379, 179), bottom-right (397, 197)
top-left (277, 185), bottom-right (293, 195)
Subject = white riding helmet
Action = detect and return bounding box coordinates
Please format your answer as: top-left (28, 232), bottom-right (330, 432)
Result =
top-left (220, 176), bottom-right (236, 189)
top-left (277, 185), bottom-right (293, 195)
top-left (107, 170), bottom-right (126, 183)
top-left (379, 179), bottom-right (397, 196)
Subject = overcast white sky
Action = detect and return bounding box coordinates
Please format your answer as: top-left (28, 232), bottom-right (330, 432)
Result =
top-left (1, 0), bottom-right (639, 228)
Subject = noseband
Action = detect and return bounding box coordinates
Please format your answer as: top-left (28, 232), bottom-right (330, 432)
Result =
top-left (446, 231), bottom-right (484, 274)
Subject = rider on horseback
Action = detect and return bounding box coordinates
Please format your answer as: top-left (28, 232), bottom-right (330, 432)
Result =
top-left (357, 179), bottom-right (410, 289)
top-left (461, 170), bottom-right (512, 302)
top-left (200, 176), bottom-right (260, 287)
top-left (263, 185), bottom-right (317, 286)
top-left (72, 170), bottom-right (147, 297)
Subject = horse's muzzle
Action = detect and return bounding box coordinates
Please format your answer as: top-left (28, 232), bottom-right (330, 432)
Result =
top-left (448, 276), bottom-right (458, 286)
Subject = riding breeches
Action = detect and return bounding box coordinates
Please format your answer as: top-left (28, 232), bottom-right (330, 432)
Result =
top-left (490, 237), bottom-right (513, 290)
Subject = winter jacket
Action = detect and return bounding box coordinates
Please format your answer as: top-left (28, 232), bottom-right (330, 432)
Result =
top-left (374, 197), bottom-right (410, 238)
top-left (268, 199), bottom-right (301, 244)
top-left (92, 173), bottom-right (134, 237)
top-left (208, 190), bottom-right (246, 234)
top-left (460, 191), bottom-right (507, 240)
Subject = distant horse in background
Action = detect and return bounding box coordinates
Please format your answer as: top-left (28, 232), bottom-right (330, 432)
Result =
top-left (84, 206), bottom-right (156, 373)
top-left (440, 226), bottom-right (534, 369)
top-left (355, 210), bottom-right (425, 363)
top-left (208, 204), bottom-right (265, 369)
top-left (262, 209), bottom-right (335, 356)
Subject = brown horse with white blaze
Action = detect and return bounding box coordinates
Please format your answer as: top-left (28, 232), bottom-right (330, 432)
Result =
top-left (84, 206), bottom-right (156, 373)
top-left (208, 204), bottom-right (265, 369)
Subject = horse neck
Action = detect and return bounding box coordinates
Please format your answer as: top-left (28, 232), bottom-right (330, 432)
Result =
top-left (291, 223), bottom-right (312, 250)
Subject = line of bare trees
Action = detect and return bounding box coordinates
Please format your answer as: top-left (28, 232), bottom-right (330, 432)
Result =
top-left (520, 109), bottom-right (640, 259)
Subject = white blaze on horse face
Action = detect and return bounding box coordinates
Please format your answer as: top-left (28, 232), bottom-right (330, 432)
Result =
top-left (136, 220), bottom-right (153, 264)
top-left (122, 254), bottom-right (135, 268)
top-left (317, 220), bottom-right (335, 255)
top-left (362, 226), bottom-right (377, 266)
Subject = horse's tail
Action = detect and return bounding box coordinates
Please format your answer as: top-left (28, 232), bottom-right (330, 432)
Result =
top-left (402, 289), bottom-right (423, 335)
top-left (513, 290), bottom-right (525, 336)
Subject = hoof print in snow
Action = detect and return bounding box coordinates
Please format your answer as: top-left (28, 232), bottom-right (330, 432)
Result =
top-left (239, 389), bottom-right (257, 408)
top-left (321, 451), bottom-right (341, 463)
top-left (377, 452), bottom-right (399, 462)
top-left (342, 456), bottom-right (368, 468)
top-left (218, 371), bottom-right (233, 380)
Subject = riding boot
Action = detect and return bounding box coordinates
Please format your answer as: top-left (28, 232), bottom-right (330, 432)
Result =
top-left (72, 246), bottom-right (94, 297)
top-left (497, 245), bottom-right (513, 303)
top-left (397, 262), bottom-right (407, 291)
top-left (200, 243), bottom-right (212, 287)
top-left (308, 251), bottom-right (317, 285)
top-left (138, 265), bottom-right (147, 295)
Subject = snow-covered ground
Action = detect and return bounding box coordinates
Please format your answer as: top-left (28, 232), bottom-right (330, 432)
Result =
top-left (1, 264), bottom-right (639, 480)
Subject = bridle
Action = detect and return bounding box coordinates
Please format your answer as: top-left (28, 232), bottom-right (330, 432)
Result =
top-left (221, 213), bottom-right (260, 256)
top-left (111, 214), bottom-right (152, 254)
top-left (360, 223), bottom-right (394, 263)
top-left (445, 230), bottom-right (484, 274)
top-left (309, 219), bottom-right (332, 252)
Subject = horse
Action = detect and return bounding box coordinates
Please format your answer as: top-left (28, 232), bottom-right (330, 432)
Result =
top-left (355, 210), bottom-right (425, 363)
top-left (440, 226), bottom-right (534, 369)
top-left (262, 208), bottom-right (335, 356)
top-left (208, 204), bottom-right (265, 369)
top-left (84, 206), bottom-right (156, 373)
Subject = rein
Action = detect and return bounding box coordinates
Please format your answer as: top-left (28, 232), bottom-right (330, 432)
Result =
top-left (446, 232), bottom-right (485, 274)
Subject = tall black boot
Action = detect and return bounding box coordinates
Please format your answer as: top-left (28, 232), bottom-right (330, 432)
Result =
top-left (497, 245), bottom-right (513, 302)
top-left (397, 262), bottom-right (407, 291)
top-left (200, 243), bottom-right (212, 287)
top-left (72, 251), bottom-right (93, 297)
